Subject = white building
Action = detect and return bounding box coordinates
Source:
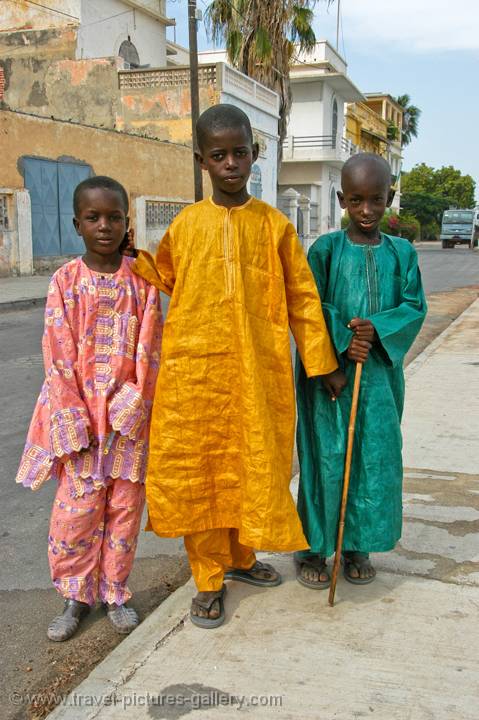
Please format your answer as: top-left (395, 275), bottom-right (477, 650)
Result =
top-left (279, 41), bottom-right (363, 246)
top-left (77, 0), bottom-right (175, 67)
top-left (2, 0), bottom-right (175, 67)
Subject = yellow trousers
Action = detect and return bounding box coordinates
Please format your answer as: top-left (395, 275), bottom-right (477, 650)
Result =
top-left (184, 528), bottom-right (256, 591)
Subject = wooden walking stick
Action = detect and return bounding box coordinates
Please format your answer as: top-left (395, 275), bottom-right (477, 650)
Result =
top-left (328, 362), bottom-right (363, 607)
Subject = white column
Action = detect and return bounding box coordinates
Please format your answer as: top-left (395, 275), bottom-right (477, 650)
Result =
top-left (298, 194), bottom-right (311, 238)
top-left (15, 190), bottom-right (33, 276)
top-left (279, 188), bottom-right (299, 229)
top-left (134, 196), bottom-right (147, 251)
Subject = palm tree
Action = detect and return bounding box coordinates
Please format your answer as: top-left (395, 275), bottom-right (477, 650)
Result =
top-left (205, 1), bottom-right (331, 160)
top-left (396, 94), bottom-right (421, 146)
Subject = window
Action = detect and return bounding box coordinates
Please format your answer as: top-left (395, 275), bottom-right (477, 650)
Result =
top-left (332, 99), bottom-right (338, 148)
top-left (119, 38), bottom-right (140, 68)
top-left (250, 164), bottom-right (262, 200)
top-left (443, 211), bottom-right (473, 224)
top-left (146, 201), bottom-right (190, 227)
top-left (330, 186), bottom-right (336, 227)
top-left (0, 195), bottom-right (8, 230)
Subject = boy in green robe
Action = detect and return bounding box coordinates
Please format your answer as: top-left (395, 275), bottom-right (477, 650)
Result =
top-left (295, 153), bottom-right (427, 588)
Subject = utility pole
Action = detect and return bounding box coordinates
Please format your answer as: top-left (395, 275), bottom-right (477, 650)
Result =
top-left (188, 0), bottom-right (203, 201)
top-left (336, 0), bottom-right (341, 51)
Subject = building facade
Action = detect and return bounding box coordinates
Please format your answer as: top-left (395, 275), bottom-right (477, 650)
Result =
top-left (278, 41), bottom-right (363, 247)
top-left (0, 3), bottom-right (279, 274)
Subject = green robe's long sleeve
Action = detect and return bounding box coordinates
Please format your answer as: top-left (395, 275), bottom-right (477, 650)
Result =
top-left (296, 231), bottom-right (427, 556)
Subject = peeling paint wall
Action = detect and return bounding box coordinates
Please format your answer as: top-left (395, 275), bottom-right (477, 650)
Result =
top-left (117, 83), bottom-right (220, 143)
top-left (0, 28), bottom-right (121, 128)
top-left (1, 0), bottom-right (80, 32)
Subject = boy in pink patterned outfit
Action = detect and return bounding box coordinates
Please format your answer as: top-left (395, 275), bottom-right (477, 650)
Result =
top-left (16, 176), bottom-right (162, 641)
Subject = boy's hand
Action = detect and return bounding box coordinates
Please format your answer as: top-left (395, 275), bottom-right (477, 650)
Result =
top-left (349, 317), bottom-right (376, 343)
top-left (320, 368), bottom-right (347, 401)
top-left (347, 336), bottom-right (371, 363)
top-left (121, 228), bottom-right (138, 257)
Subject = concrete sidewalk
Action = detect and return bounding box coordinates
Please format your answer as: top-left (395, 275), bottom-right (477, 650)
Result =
top-left (48, 300), bottom-right (479, 720)
top-left (0, 275), bottom-right (49, 311)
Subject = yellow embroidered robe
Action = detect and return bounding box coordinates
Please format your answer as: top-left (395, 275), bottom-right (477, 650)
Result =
top-left (134, 197), bottom-right (337, 551)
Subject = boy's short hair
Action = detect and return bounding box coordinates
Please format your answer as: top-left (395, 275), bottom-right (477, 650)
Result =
top-left (73, 176), bottom-right (129, 215)
top-left (341, 153), bottom-right (392, 188)
top-left (196, 104), bottom-right (254, 150)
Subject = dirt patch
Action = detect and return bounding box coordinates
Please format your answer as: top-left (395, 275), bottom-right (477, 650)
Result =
top-left (2, 555), bottom-right (190, 720)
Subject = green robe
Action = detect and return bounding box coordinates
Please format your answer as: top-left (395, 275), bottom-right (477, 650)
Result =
top-left (296, 231), bottom-right (427, 556)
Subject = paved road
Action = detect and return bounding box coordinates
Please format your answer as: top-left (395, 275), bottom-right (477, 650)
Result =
top-left (416, 241), bottom-right (479, 294)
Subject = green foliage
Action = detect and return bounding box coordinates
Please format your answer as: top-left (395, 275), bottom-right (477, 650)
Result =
top-left (401, 191), bottom-right (449, 228)
top-left (401, 163), bottom-right (476, 239)
top-left (379, 211), bottom-right (419, 242)
top-left (402, 163), bottom-right (476, 208)
top-left (387, 123), bottom-right (399, 141)
top-left (395, 94), bottom-right (421, 146)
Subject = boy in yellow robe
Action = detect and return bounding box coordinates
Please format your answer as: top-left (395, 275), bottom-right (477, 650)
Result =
top-left (134, 104), bottom-right (342, 628)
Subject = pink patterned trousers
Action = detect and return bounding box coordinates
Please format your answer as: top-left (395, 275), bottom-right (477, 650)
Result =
top-left (48, 473), bottom-right (145, 606)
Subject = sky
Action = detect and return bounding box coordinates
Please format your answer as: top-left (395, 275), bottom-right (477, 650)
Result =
top-left (166, 0), bottom-right (479, 201)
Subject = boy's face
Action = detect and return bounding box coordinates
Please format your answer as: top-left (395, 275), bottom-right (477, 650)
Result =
top-left (337, 166), bottom-right (394, 236)
top-left (195, 125), bottom-right (259, 197)
top-left (73, 188), bottom-right (129, 257)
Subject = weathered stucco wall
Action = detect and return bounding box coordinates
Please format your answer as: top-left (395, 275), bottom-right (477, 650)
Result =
top-left (1, 0), bottom-right (80, 31)
top-left (1, 108), bottom-right (194, 204)
top-left (118, 81), bottom-right (220, 143)
top-left (0, 28), bottom-right (121, 128)
top-left (0, 109), bottom-right (195, 274)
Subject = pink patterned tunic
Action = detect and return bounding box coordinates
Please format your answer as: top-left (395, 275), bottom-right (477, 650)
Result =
top-left (16, 256), bottom-right (162, 498)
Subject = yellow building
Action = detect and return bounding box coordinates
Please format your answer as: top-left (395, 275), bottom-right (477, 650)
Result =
top-left (346, 93), bottom-right (403, 211)
top-left (346, 102), bottom-right (389, 156)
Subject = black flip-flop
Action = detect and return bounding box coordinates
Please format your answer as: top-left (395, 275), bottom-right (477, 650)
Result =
top-left (190, 585), bottom-right (227, 629)
top-left (224, 560), bottom-right (282, 587)
top-left (295, 556), bottom-right (331, 590)
top-left (343, 552), bottom-right (376, 585)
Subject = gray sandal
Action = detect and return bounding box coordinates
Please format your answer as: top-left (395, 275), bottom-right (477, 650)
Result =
top-left (190, 585), bottom-right (226, 629)
top-left (343, 552), bottom-right (376, 585)
top-left (47, 599), bottom-right (90, 642)
top-left (224, 560), bottom-right (282, 587)
top-left (296, 555), bottom-right (331, 590)
top-left (105, 604), bottom-right (139, 634)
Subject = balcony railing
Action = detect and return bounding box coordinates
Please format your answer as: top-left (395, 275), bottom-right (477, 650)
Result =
top-left (282, 135), bottom-right (357, 161)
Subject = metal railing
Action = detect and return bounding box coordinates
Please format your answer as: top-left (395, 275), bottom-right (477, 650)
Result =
top-left (282, 135), bottom-right (357, 156)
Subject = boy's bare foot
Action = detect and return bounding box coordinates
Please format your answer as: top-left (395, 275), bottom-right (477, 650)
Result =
top-left (105, 603), bottom-right (139, 634)
top-left (47, 599), bottom-right (90, 642)
top-left (296, 555), bottom-right (330, 589)
top-left (343, 551), bottom-right (376, 584)
top-left (190, 585), bottom-right (226, 629)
